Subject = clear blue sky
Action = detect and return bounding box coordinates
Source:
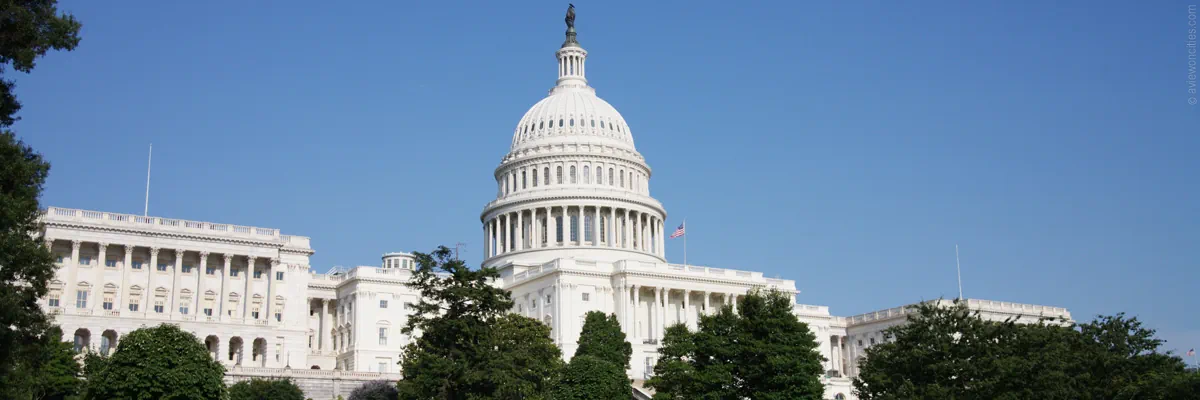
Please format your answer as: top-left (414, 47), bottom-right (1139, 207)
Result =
top-left (13, 1), bottom-right (1198, 354)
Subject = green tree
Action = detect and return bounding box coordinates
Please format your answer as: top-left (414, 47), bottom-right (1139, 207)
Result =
top-left (348, 380), bottom-right (399, 400)
top-left (553, 311), bottom-right (632, 400)
top-left (0, 326), bottom-right (82, 400)
top-left (853, 300), bottom-right (1200, 400)
top-left (228, 378), bottom-right (304, 400)
top-left (84, 324), bottom-right (226, 400)
top-left (648, 290), bottom-right (825, 400)
top-left (0, 0), bottom-right (81, 386)
top-left (573, 311), bottom-right (632, 369)
top-left (397, 246), bottom-right (561, 399)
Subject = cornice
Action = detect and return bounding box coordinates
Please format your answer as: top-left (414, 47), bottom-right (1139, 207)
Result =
top-left (495, 151), bottom-right (651, 178)
top-left (480, 193), bottom-right (667, 221)
top-left (44, 221), bottom-right (291, 249)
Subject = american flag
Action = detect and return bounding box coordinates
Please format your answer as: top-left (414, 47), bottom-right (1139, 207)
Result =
top-left (670, 222), bottom-right (686, 238)
top-left (1188, 348), bottom-right (1195, 357)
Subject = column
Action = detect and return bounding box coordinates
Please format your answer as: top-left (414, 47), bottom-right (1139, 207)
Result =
top-left (657, 219), bottom-right (664, 256)
top-left (484, 221), bottom-right (491, 258)
top-left (517, 210), bottom-right (524, 251)
top-left (593, 206), bottom-right (601, 246)
top-left (66, 241), bottom-right (79, 309)
top-left (609, 208), bottom-right (616, 247)
top-left (631, 285), bottom-right (640, 340)
top-left (654, 288), bottom-right (663, 341)
top-left (119, 245), bottom-right (132, 314)
top-left (565, 206), bottom-right (574, 246)
top-left (321, 299), bottom-right (332, 353)
top-left (731, 293), bottom-right (738, 314)
top-left (265, 259), bottom-right (278, 323)
top-left (530, 210), bottom-right (538, 250)
top-left (624, 210), bottom-right (632, 249)
top-left (504, 214), bottom-right (512, 253)
top-left (221, 255), bottom-right (233, 319)
top-left (145, 248), bottom-right (158, 312)
top-left (682, 289), bottom-right (690, 326)
top-left (702, 292), bottom-right (710, 316)
top-left (196, 252), bottom-right (208, 316)
top-left (93, 243), bottom-right (107, 312)
top-left (171, 249), bottom-right (183, 316)
top-left (244, 256), bottom-right (255, 319)
top-left (642, 216), bottom-right (649, 252)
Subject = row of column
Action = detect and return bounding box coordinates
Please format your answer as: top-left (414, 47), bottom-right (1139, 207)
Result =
top-left (615, 285), bottom-right (741, 343)
top-left (48, 238), bottom-right (280, 324)
top-left (311, 299), bottom-right (336, 354)
top-left (484, 205), bottom-right (664, 258)
top-left (559, 53), bottom-right (585, 78)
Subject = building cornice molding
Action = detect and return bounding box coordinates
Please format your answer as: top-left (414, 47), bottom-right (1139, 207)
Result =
top-left (480, 193), bottom-right (666, 221)
top-left (44, 221), bottom-right (290, 250)
top-left (495, 151), bottom-right (651, 178)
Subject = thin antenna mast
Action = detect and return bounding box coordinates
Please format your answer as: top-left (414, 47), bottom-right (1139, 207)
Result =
top-left (955, 244), bottom-right (963, 300)
top-left (454, 242), bottom-right (468, 261)
top-left (144, 144), bottom-right (152, 216)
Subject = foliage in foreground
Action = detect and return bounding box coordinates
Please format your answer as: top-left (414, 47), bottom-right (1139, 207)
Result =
top-left (84, 324), bottom-right (226, 400)
top-left (228, 378), bottom-right (305, 400)
top-left (349, 379), bottom-right (399, 400)
top-left (397, 246), bottom-right (562, 400)
top-left (854, 300), bottom-right (1200, 400)
top-left (552, 311), bottom-right (633, 400)
top-left (0, 326), bottom-right (81, 400)
top-left (647, 289), bottom-right (826, 399)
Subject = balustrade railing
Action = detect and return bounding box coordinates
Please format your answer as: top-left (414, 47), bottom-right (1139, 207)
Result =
top-left (40, 207), bottom-right (306, 247)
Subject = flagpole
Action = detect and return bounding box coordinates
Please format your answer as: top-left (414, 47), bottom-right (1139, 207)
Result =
top-left (144, 144), bottom-right (152, 216)
top-left (956, 244), bottom-right (963, 300)
top-left (683, 220), bottom-right (687, 266)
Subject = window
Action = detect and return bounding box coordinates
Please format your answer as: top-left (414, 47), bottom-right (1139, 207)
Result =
top-left (857, 340), bottom-right (863, 347)
top-left (75, 290), bottom-right (87, 308)
top-left (79, 256), bottom-right (91, 265)
top-left (102, 298), bottom-right (113, 310)
top-left (609, 168), bottom-right (614, 186)
top-left (544, 168), bottom-right (550, 185)
top-left (379, 362), bottom-right (388, 373)
top-left (132, 261), bottom-right (143, 269)
top-left (570, 166), bottom-right (577, 183)
top-left (154, 301), bottom-right (164, 313)
top-left (254, 270), bottom-right (263, 279)
top-left (582, 293), bottom-right (590, 302)
top-left (182, 265), bottom-right (193, 274)
top-left (596, 167), bottom-right (602, 184)
top-left (179, 305), bottom-right (189, 315)
top-left (583, 166), bottom-right (590, 183)
top-left (870, 338), bottom-right (876, 345)
top-left (56, 255), bottom-right (64, 263)
top-left (404, 302), bottom-right (413, 310)
top-left (206, 267), bottom-right (216, 275)
top-left (522, 171), bottom-right (527, 189)
top-left (48, 294), bottom-right (60, 307)
top-left (620, 170), bottom-right (625, 187)
top-left (556, 166), bottom-right (563, 184)
top-left (569, 118), bottom-right (574, 126)
top-left (590, 119), bottom-right (595, 127)
top-left (380, 300), bottom-right (388, 309)
top-left (204, 308), bottom-right (213, 316)
top-left (600, 121), bottom-right (605, 128)
top-left (584, 215), bottom-right (594, 242)
top-left (533, 171), bottom-right (538, 187)
top-left (276, 271), bottom-right (284, 281)
top-left (105, 259), bottom-right (117, 268)
top-left (128, 302), bottom-right (139, 311)
top-left (231, 269), bottom-right (239, 277)
top-left (558, 119), bottom-right (563, 127)
top-left (555, 216), bottom-right (564, 243)
top-left (157, 263), bottom-right (167, 271)
top-left (570, 215), bottom-right (579, 242)
top-left (546, 294), bottom-right (553, 304)
top-left (600, 216), bottom-right (607, 243)
top-left (275, 312), bottom-right (282, 322)
top-left (379, 327), bottom-right (388, 345)
top-left (252, 310), bottom-right (260, 319)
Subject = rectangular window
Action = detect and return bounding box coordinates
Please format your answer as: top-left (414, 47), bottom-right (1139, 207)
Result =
top-left (275, 312), bottom-right (281, 322)
top-left (75, 290), bottom-right (87, 308)
top-left (102, 299), bottom-right (113, 310)
top-left (182, 265), bottom-right (193, 274)
top-left (583, 215), bottom-right (594, 242)
top-left (154, 301), bottom-right (164, 313)
top-left (204, 308), bottom-right (213, 316)
top-left (379, 362), bottom-right (388, 373)
top-left (276, 271), bottom-right (284, 281)
top-left (570, 216), bottom-right (579, 242)
top-left (252, 311), bottom-right (260, 319)
top-left (206, 267), bottom-right (216, 275)
top-left (132, 261), bottom-right (143, 269)
top-left (379, 327), bottom-right (388, 345)
top-left (48, 295), bottom-right (60, 307)
top-left (179, 306), bottom-right (189, 315)
top-left (129, 302), bottom-right (139, 311)
top-left (231, 269), bottom-right (239, 277)
top-left (79, 256), bottom-right (92, 265)
top-left (582, 293), bottom-right (590, 302)
top-left (56, 255), bottom-right (64, 263)
top-left (157, 263), bottom-right (167, 271)
top-left (380, 300), bottom-right (388, 308)
top-left (105, 260), bottom-right (117, 268)
top-left (555, 216), bottom-right (564, 243)
top-left (254, 270), bottom-right (263, 279)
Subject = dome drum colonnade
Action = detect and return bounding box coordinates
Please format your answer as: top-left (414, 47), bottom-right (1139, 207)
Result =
top-left (482, 16), bottom-right (666, 265)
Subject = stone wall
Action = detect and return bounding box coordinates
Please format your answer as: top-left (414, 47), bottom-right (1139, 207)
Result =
top-left (224, 366), bottom-right (401, 400)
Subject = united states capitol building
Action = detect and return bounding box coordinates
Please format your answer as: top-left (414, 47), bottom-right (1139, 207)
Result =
top-left (36, 12), bottom-right (1071, 400)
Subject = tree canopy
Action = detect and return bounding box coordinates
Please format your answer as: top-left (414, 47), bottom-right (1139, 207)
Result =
top-left (228, 378), bottom-right (305, 400)
top-left (84, 324), bottom-right (227, 400)
top-left (553, 311), bottom-right (633, 400)
top-left (349, 380), bottom-right (400, 400)
top-left (397, 246), bottom-right (562, 400)
top-left (853, 300), bottom-right (1200, 400)
top-left (647, 289), bottom-right (826, 400)
top-left (0, 325), bottom-right (81, 400)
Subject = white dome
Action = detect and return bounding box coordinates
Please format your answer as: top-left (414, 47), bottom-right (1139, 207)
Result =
top-left (510, 90), bottom-right (635, 152)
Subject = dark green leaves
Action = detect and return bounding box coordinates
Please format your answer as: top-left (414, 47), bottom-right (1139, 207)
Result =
top-left (84, 324), bottom-right (226, 400)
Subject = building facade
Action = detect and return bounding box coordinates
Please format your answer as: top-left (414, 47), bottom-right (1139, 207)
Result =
top-left (35, 15), bottom-right (1072, 400)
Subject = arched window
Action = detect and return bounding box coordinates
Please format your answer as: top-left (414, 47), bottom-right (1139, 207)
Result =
top-left (522, 171), bottom-right (527, 190)
top-left (532, 171), bottom-right (538, 187)
top-left (569, 118), bottom-right (574, 127)
top-left (555, 216), bottom-right (564, 243)
top-left (544, 167), bottom-right (550, 185)
top-left (582, 166), bottom-right (590, 184)
top-left (570, 166), bottom-right (577, 184)
top-left (558, 119), bottom-right (564, 127)
top-left (539, 121), bottom-right (544, 129)
top-left (609, 168), bottom-right (614, 186)
top-left (556, 166), bottom-right (563, 184)
top-left (619, 169), bottom-right (625, 187)
top-left (600, 121), bottom-right (605, 128)
top-left (583, 215), bottom-right (594, 242)
top-left (590, 119), bottom-right (595, 127)
top-left (596, 167), bottom-right (602, 184)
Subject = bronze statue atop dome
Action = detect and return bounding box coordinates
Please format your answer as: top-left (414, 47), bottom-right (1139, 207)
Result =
top-left (565, 4), bottom-right (575, 29)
